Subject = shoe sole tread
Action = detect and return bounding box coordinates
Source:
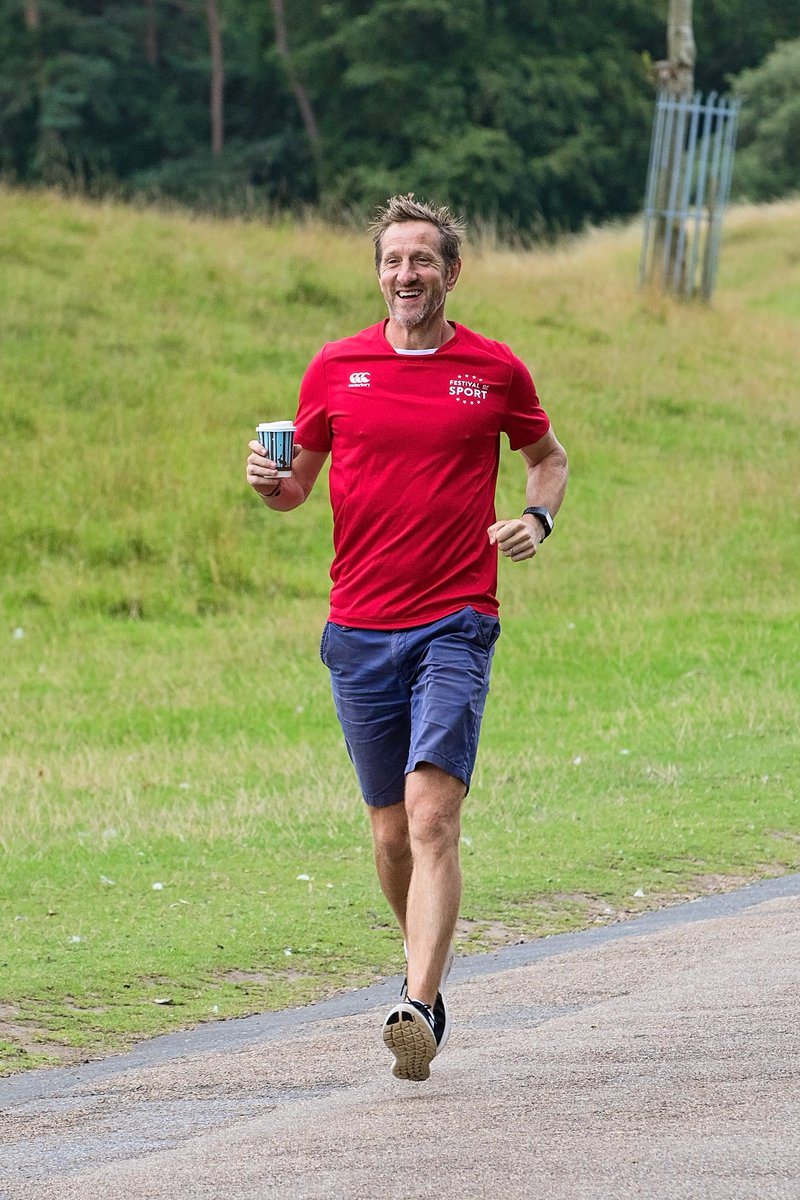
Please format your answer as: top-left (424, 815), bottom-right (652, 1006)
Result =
top-left (382, 1005), bottom-right (437, 1082)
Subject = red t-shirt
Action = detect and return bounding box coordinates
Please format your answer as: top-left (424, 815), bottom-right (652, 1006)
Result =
top-left (295, 320), bottom-right (550, 628)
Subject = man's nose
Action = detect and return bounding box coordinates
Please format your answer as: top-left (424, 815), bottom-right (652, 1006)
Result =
top-left (396, 259), bottom-right (418, 283)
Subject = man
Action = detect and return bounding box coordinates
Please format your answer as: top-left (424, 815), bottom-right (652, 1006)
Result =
top-left (246, 194), bottom-right (568, 1082)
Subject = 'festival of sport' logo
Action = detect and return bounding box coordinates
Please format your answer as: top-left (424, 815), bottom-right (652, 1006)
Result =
top-left (449, 375), bottom-right (488, 404)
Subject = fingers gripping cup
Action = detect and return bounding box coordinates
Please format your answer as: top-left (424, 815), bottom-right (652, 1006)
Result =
top-left (256, 421), bottom-right (296, 477)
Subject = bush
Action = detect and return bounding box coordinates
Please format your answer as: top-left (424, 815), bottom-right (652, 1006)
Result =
top-left (127, 136), bottom-right (316, 214)
top-left (731, 40), bottom-right (800, 202)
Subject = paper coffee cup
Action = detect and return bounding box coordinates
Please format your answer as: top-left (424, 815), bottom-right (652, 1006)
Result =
top-left (256, 421), bottom-right (296, 477)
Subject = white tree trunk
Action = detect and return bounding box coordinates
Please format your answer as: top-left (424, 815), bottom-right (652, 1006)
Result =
top-left (649, 0), bottom-right (697, 289)
top-left (667, 0), bottom-right (696, 96)
top-left (653, 0), bottom-right (696, 97)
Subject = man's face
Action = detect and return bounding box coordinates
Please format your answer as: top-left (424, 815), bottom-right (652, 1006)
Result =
top-left (377, 221), bottom-right (460, 330)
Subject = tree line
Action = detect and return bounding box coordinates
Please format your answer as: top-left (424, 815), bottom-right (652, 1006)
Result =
top-left (0, 0), bottom-right (796, 235)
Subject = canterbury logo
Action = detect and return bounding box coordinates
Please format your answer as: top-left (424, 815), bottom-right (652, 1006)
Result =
top-left (348, 371), bottom-right (371, 388)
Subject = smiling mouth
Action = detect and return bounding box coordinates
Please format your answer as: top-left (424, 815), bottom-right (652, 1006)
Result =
top-left (396, 290), bottom-right (422, 300)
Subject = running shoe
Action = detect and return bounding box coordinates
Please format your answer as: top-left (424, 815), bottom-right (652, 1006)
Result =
top-left (431, 986), bottom-right (451, 1054)
top-left (382, 998), bottom-right (439, 1082)
top-left (387, 944), bottom-right (454, 1079)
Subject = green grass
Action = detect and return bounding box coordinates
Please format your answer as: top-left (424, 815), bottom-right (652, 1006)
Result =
top-left (1, 188), bottom-right (798, 1074)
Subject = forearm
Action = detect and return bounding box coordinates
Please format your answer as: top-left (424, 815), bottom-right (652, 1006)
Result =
top-left (248, 444), bottom-right (328, 512)
top-left (256, 473), bottom-right (308, 512)
top-left (525, 444), bottom-right (568, 515)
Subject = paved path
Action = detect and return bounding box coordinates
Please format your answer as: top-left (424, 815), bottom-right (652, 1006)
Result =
top-left (1, 876), bottom-right (799, 1199)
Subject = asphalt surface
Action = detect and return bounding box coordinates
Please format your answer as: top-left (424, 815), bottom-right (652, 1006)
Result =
top-left (1, 874), bottom-right (799, 1199)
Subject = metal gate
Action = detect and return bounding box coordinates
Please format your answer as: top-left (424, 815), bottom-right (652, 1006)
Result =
top-left (640, 91), bottom-right (741, 301)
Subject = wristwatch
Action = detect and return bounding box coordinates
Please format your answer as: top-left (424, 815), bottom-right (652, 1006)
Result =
top-left (522, 506), bottom-right (554, 539)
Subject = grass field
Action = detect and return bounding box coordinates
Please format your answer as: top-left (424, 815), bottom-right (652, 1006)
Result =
top-left (1, 188), bottom-right (798, 1074)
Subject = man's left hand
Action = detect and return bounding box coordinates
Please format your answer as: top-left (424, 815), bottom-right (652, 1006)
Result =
top-left (487, 516), bottom-right (543, 561)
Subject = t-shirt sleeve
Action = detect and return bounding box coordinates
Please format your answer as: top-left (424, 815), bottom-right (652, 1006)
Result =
top-left (503, 351), bottom-right (551, 450)
top-left (294, 347), bottom-right (332, 453)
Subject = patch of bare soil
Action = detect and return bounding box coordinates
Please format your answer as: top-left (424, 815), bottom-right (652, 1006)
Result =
top-left (457, 871), bottom-right (775, 950)
top-left (0, 1005), bottom-right (88, 1073)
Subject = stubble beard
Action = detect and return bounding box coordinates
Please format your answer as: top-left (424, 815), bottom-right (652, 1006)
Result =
top-left (386, 280), bottom-right (448, 330)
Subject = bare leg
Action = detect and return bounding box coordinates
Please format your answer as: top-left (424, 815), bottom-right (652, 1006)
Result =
top-left (368, 800), bottom-right (412, 940)
top-left (403, 763), bottom-right (465, 1006)
top-left (368, 764), bottom-right (464, 1004)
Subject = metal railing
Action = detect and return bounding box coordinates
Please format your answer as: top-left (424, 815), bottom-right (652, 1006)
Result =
top-left (640, 90), bottom-right (741, 300)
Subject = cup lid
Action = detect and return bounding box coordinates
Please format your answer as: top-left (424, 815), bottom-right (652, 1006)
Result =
top-left (256, 421), bottom-right (296, 431)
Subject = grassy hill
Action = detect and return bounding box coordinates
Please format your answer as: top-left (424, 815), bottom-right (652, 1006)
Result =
top-left (1, 188), bottom-right (798, 1072)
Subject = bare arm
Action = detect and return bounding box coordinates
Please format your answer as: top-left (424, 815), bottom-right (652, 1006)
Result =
top-left (246, 441), bottom-right (329, 511)
top-left (519, 428), bottom-right (569, 516)
top-left (487, 428), bottom-right (569, 561)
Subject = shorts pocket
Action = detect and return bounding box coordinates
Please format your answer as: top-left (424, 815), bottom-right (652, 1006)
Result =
top-left (467, 607), bottom-right (501, 652)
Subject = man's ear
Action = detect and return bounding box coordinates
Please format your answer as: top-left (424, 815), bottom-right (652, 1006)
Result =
top-left (446, 258), bottom-right (462, 292)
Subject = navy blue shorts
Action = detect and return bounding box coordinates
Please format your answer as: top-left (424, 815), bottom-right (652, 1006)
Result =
top-left (320, 606), bottom-right (501, 808)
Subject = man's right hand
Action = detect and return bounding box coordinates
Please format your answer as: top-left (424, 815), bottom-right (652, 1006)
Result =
top-left (246, 439), bottom-right (292, 496)
top-left (245, 442), bottom-right (328, 509)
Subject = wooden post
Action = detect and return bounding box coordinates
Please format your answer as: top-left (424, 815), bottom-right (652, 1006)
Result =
top-left (271, 0), bottom-right (321, 186)
top-left (144, 0), bottom-right (158, 67)
top-left (23, 0), bottom-right (40, 30)
top-left (207, 0), bottom-right (224, 157)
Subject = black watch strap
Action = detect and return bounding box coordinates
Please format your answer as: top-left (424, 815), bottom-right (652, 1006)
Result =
top-left (522, 505), bottom-right (554, 539)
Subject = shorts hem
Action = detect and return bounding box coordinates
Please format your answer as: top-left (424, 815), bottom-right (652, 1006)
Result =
top-left (407, 753), bottom-right (471, 793)
top-left (363, 789), bottom-right (406, 809)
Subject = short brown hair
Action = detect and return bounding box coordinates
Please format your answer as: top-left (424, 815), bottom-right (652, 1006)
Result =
top-left (370, 194), bottom-right (466, 273)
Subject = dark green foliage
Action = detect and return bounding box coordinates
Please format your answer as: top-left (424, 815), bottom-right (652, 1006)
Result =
top-left (128, 136), bottom-right (316, 212)
top-left (730, 39), bottom-right (800, 203)
top-left (691, 0), bottom-right (799, 93)
top-left (0, 0), bottom-right (798, 234)
top-left (298, 0), bottom-right (660, 233)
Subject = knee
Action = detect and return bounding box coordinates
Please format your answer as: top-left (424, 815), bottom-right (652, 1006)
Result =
top-left (405, 795), bottom-right (461, 854)
top-left (371, 815), bottom-right (411, 864)
top-left (405, 765), bottom-right (464, 851)
top-left (377, 830), bottom-right (411, 865)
